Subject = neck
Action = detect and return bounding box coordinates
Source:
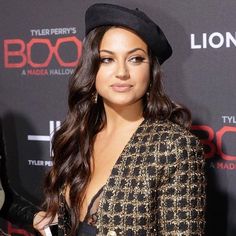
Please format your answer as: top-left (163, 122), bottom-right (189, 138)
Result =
top-left (102, 100), bottom-right (144, 132)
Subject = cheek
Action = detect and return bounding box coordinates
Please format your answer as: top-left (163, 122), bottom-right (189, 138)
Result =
top-left (95, 67), bottom-right (112, 85)
top-left (133, 66), bottom-right (150, 88)
top-left (95, 70), bottom-right (107, 93)
top-left (95, 68), bottom-right (103, 89)
top-left (139, 69), bottom-right (151, 96)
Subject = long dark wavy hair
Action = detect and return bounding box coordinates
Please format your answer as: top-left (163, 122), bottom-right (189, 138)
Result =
top-left (43, 26), bottom-right (191, 234)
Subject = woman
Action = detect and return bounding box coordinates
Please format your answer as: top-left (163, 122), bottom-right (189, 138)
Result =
top-left (40, 3), bottom-right (206, 236)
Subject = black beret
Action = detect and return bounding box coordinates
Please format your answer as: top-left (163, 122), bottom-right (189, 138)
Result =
top-left (85, 3), bottom-right (172, 65)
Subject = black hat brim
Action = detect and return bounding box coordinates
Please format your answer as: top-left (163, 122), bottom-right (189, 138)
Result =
top-left (85, 3), bottom-right (172, 65)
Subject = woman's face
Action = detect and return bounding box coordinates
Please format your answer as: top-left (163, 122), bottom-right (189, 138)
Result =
top-left (95, 27), bottom-right (150, 109)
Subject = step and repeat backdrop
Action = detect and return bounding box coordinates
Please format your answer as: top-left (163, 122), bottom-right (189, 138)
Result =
top-left (0, 0), bottom-right (236, 235)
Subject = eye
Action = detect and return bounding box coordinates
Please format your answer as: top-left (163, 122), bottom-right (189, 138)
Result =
top-left (100, 57), bottom-right (113, 64)
top-left (129, 56), bottom-right (146, 64)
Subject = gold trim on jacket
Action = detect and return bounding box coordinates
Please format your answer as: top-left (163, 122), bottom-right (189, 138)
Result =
top-left (95, 119), bottom-right (205, 235)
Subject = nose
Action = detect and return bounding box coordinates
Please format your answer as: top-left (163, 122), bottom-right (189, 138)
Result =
top-left (115, 61), bottom-right (130, 79)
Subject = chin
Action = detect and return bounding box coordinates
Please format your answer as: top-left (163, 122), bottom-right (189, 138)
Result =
top-left (104, 97), bottom-right (142, 108)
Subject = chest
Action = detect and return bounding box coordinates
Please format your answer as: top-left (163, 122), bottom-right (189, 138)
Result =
top-left (93, 123), bottom-right (165, 202)
top-left (81, 124), bottom-right (145, 219)
top-left (93, 139), bottom-right (164, 235)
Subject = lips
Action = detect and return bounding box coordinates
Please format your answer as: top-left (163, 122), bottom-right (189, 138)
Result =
top-left (110, 83), bottom-right (133, 92)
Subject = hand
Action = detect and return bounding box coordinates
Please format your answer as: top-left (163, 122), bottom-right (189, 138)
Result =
top-left (33, 211), bottom-right (58, 236)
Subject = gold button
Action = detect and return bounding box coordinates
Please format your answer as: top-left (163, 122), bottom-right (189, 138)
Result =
top-left (107, 230), bottom-right (117, 236)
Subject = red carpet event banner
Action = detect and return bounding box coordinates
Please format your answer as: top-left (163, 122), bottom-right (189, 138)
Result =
top-left (0, 0), bottom-right (236, 235)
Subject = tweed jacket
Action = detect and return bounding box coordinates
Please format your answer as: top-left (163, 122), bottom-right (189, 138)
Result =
top-left (59, 119), bottom-right (206, 236)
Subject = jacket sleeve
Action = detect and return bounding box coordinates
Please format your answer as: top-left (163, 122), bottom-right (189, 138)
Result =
top-left (157, 134), bottom-right (206, 235)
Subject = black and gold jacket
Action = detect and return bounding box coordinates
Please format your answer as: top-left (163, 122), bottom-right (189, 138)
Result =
top-left (59, 119), bottom-right (206, 236)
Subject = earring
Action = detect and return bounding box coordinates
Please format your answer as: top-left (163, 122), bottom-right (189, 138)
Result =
top-left (93, 92), bottom-right (98, 103)
top-left (146, 83), bottom-right (151, 99)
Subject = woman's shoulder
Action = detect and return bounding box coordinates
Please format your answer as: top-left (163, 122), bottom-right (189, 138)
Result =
top-left (144, 119), bottom-right (204, 166)
top-left (145, 118), bottom-right (201, 146)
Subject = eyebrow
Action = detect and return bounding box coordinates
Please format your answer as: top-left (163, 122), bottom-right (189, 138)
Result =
top-left (99, 48), bottom-right (147, 55)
